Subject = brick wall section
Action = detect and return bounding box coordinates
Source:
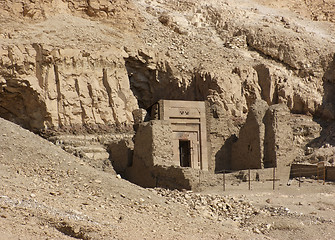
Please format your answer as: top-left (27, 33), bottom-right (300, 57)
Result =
top-left (131, 120), bottom-right (174, 168)
top-left (206, 102), bottom-right (239, 172)
top-left (125, 120), bottom-right (185, 188)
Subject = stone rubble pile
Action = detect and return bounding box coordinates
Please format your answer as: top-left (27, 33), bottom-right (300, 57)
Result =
top-left (149, 188), bottom-right (335, 235)
top-left (262, 206), bottom-right (291, 216)
top-left (151, 188), bottom-right (260, 224)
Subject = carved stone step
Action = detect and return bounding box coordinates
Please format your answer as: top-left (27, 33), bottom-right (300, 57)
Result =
top-left (62, 145), bottom-right (109, 159)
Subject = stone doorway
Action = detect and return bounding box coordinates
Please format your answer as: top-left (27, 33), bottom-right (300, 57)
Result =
top-left (179, 140), bottom-right (191, 167)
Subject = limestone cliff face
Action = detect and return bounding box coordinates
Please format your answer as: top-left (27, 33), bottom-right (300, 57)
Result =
top-left (0, 45), bottom-right (138, 130)
top-left (0, 0), bottom-right (335, 133)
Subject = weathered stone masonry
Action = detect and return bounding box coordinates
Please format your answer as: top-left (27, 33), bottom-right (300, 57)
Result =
top-left (154, 100), bottom-right (209, 170)
top-left (231, 100), bottom-right (293, 183)
top-left (125, 100), bottom-right (209, 189)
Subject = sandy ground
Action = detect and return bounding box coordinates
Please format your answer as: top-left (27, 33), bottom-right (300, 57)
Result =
top-left (1, 117), bottom-right (335, 239)
top-left (205, 178), bottom-right (335, 225)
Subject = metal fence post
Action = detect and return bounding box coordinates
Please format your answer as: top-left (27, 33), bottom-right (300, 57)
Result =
top-left (323, 165), bottom-right (326, 185)
top-left (223, 170), bottom-right (225, 192)
top-left (299, 167), bottom-right (301, 188)
top-left (273, 167), bottom-right (276, 190)
top-left (248, 168), bottom-right (251, 190)
top-left (199, 169), bottom-right (201, 185)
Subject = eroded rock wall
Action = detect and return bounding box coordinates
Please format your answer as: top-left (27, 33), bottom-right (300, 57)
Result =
top-left (231, 100), bottom-right (269, 170)
top-left (1, 0), bottom-right (335, 132)
top-left (0, 45), bottom-right (138, 131)
top-left (0, 0), bottom-right (335, 173)
top-left (231, 101), bottom-right (294, 182)
top-left (264, 104), bottom-right (293, 182)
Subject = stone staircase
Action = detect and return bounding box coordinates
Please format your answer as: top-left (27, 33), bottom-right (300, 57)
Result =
top-left (48, 133), bottom-right (134, 172)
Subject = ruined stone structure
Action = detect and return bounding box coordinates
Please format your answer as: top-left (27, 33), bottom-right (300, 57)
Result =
top-left (231, 100), bottom-right (268, 170)
top-left (123, 99), bottom-right (298, 188)
top-left (124, 100), bottom-right (209, 189)
top-left (46, 99), bottom-right (297, 189)
top-left (231, 100), bottom-right (293, 183)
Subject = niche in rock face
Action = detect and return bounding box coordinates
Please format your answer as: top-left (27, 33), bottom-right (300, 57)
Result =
top-left (124, 57), bottom-right (182, 109)
top-left (0, 80), bottom-right (49, 131)
top-left (124, 57), bottom-right (213, 109)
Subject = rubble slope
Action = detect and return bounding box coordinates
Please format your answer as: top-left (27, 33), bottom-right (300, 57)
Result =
top-left (1, 117), bottom-right (335, 239)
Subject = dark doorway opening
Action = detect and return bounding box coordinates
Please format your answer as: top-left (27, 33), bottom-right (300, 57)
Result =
top-left (179, 140), bottom-right (191, 167)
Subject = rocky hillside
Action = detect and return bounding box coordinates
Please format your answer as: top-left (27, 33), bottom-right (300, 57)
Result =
top-left (1, 116), bottom-right (335, 239)
top-left (0, 0), bottom-right (334, 132)
top-left (1, 1), bottom-right (335, 239)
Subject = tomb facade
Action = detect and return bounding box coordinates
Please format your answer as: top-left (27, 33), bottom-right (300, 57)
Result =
top-left (124, 100), bottom-right (209, 189)
top-left (151, 100), bottom-right (209, 171)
